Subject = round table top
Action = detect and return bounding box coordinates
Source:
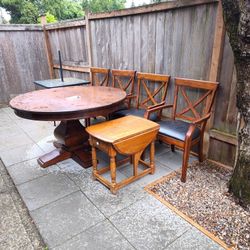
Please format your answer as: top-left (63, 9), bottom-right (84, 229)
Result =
top-left (10, 86), bottom-right (126, 121)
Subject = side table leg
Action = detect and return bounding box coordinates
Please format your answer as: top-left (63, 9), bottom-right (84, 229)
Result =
top-left (91, 145), bottom-right (98, 180)
top-left (150, 140), bottom-right (155, 174)
top-left (109, 149), bottom-right (117, 194)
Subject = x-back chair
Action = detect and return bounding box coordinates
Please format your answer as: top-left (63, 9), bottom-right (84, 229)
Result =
top-left (86, 67), bottom-right (110, 126)
top-left (90, 67), bottom-right (109, 86)
top-left (157, 77), bottom-right (219, 182)
top-left (112, 72), bottom-right (171, 121)
top-left (111, 69), bottom-right (136, 110)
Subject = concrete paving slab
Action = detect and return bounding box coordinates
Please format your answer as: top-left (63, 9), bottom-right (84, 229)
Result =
top-left (165, 228), bottom-right (224, 250)
top-left (0, 113), bottom-right (14, 128)
top-left (53, 220), bottom-right (134, 250)
top-left (109, 195), bottom-right (192, 250)
top-left (36, 135), bottom-right (57, 153)
top-left (143, 141), bottom-right (171, 159)
top-left (31, 191), bottom-right (105, 248)
top-left (2, 107), bottom-right (22, 120)
top-left (0, 125), bottom-right (34, 151)
top-left (57, 158), bottom-right (86, 171)
top-left (0, 143), bottom-right (44, 167)
top-left (0, 123), bottom-right (23, 136)
top-left (57, 159), bottom-right (87, 180)
top-left (96, 150), bottom-right (129, 165)
top-left (12, 119), bottom-right (54, 143)
top-left (73, 170), bottom-right (147, 217)
top-left (7, 158), bottom-right (59, 185)
top-left (156, 150), bottom-right (197, 171)
top-left (14, 119), bottom-right (54, 133)
top-left (26, 126), bottom-right (55, 143)
top-left (17, 173), bottom-right (79, 211)
top-left (119, 161), bottom-right (173, 187)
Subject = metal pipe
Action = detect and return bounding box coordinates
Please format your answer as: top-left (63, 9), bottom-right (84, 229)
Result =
top-left (58, 50), bottom-right (64, 82)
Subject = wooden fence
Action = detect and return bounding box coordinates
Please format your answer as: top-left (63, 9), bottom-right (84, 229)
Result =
top-left (0, 25), bottom-right (49, 102)
top-left (0, 0), bottom-right (237, 166)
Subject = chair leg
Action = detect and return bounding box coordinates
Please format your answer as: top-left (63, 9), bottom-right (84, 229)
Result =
top-left (85, 118), bottom-right (90, 127)
top-left (198, 137), bottom-right (204, 162)
top-left (171, 145), bottom-right (175, 152)
top-left (181, 139), bottom-right (192, 183)
top-left (109, 149), bottom-right (117, 194)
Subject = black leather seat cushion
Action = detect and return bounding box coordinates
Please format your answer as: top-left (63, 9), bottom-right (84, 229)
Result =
top-left (111, 108), bottom-right (158, 121)
top-left (158, 119), bottom-right (200, 141)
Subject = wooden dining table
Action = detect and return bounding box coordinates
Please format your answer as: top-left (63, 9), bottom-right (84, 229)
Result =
top-left (9, 86), bottom-right (126, 168)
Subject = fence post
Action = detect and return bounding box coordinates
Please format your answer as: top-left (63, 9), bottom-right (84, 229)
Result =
top-left (43, 24), bottom-right (55, 79)
top-left (205, 0), bottom-right (225, 156)
top-left (85, 13), bottom-right (93, 68)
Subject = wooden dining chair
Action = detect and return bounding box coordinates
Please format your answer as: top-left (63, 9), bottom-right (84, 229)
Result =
top-left (157, 77), bottom-right (219, 182)
top-left (90, 67), bottom-right (110, 86)
top-left (86, 67), bottom-right (110, 126)
top-left (111, 69), bottom-right (136, 110)
top-left (111, 72), bottom-right (171, 121)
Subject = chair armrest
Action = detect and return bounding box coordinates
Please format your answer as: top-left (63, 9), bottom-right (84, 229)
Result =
top-left (125, 94), bottom-right (137, 109)
top-left (192, 113), bottom-right (211, 125)
top-left (144, 102), bottom-right (173, 119)
top-left (147, 102), bottom-right (173, 112)
top-left (126, 94), bottom-right (137, 99)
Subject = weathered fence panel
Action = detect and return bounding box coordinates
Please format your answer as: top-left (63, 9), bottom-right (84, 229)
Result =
top-left (89, 4), bottom-right (217, 107)
top-left (48, 27), bottom-right (88, 66)
top-left (44, 19), bottom-right (90, 80)
top-left (0, 25), bottom-right (49, 102)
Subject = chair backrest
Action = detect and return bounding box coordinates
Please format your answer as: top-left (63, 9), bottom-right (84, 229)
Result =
top-left (173, 77), bottom-right (219, 122)
top-left (111, 69), bottom-right (136, 96)
top-left (90, 67), bottom-right (109, 86)
top-left (136, 72), bottom-right (170, 109)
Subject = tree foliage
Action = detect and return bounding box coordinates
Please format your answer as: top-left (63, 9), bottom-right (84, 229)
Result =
top-left (37, 12), bottom-right (57, 24)
top-left (82, 0), bottom-right (125, 13)
top-left (0, 0), bottom-right (84, 24)
top-left (0, 0), bottom-right (127, 23)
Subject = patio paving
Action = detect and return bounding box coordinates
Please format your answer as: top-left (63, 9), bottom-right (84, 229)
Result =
top-left (0, 107), bottom-right (224, 250)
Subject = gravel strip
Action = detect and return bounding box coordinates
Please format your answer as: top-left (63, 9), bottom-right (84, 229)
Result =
top-left (149, 161), bottom-right (250, 250)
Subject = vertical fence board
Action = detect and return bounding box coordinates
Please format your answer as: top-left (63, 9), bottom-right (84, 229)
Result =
top-left (0, 29), bottom-right (49, 102)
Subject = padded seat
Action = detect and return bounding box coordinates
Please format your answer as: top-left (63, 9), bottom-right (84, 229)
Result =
top-left (158, 119), bottom-right (200, 141)
top-left (112, 108), bottom-right (158, 121)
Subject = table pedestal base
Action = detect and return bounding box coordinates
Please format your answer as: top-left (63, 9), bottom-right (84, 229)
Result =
top-left (37, 120), bottom-right (93, 168)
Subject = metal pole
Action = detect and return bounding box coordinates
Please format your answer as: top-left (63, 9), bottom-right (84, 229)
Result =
top-left (58, 50), bottom-right (64, 82)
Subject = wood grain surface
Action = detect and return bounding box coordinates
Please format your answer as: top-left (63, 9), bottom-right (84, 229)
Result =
top-left (10, 86), bottom-right (126, 120)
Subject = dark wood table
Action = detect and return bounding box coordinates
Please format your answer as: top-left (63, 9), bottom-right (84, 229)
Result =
top-left (9, 86), bottom-right (126, 168)
top-left (33, 78), bottom-right (90, 88)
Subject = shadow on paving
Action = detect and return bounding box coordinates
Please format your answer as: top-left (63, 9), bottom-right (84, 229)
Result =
top-left (0, 159), bottom-right (46, 249)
